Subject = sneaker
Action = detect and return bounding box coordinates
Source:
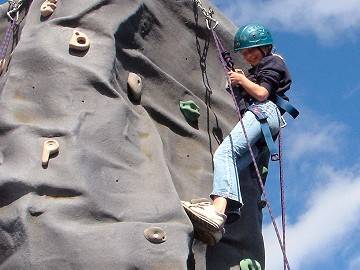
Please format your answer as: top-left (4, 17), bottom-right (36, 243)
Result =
top-left (193, 225), bottom-right (224, 246)
top-left (181, 199), bottom-right (227, 245)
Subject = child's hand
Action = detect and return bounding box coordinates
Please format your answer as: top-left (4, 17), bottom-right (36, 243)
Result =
top-left (228, 69), bottom-right (246, 86)
top-left (235, 69), bottom-right (245, 75)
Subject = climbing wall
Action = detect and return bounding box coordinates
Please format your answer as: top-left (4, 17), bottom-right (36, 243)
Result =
top-left (0, 0), bottom-right (269, 269)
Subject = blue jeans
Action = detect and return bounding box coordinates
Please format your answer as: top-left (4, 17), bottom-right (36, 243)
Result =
top-left (210, 100), bottom-right (281, 208)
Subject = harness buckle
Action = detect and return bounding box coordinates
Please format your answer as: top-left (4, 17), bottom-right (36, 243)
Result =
top-left (280, 114), bottom-right (287, 128)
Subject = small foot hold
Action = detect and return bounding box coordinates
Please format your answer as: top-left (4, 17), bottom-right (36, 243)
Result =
top-left (42, 139), bottom-right (59, 168)
top-left (144, 227), bottom-right (167, 244)
top-left (69, 30), bottom-right (90, 52)
top-left (127, 72), bottom-right (142, 102)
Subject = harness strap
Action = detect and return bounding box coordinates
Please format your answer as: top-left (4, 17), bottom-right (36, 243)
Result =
top-left (274, 95), bottom-right (299, 119)
top-left (248, 104), bottom-right (279, 161)
top-left (261, 121), bottom-right (279, 161)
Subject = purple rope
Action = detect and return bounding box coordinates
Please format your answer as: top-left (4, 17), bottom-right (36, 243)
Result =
top-left (279, 129), bottom-right (287, 270)
top-left (0, 20), bottom-right (16, 61)
top-left (211, 28), bottom-right (291, 270)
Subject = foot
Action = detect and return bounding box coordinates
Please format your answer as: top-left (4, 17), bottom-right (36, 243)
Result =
top-left (181, 199), bottom-right (227, 245)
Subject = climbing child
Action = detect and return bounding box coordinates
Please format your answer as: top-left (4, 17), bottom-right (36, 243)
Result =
top-left (182, 23), bottom-right (293, 245)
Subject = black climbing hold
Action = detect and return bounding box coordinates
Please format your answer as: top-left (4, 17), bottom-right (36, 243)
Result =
top-left (29, 207), bottom-right (44, 217)
top-left (258, 200), bottom-right (267, 209)
top-left (144, 227), bottom-right (167, 244)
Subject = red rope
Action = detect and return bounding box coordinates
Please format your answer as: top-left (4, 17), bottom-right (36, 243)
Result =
top-left (211, 28), bottom-right (291, 270)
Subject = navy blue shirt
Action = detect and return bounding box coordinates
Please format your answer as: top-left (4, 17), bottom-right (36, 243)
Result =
top-left (233, 54), bottom-right (292, 112)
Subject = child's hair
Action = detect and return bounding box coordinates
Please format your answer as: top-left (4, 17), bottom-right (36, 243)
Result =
top-left (259, 44), bottom-right (285, 60)
top-left (259, 45), bottom-right (273, 56)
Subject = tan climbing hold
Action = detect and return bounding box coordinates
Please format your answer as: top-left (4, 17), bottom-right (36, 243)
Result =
top-left (0, 59), bottom-right (6, 75)
top-left (69, 30), bottom-right (90, 52)
top-left (127, 72), bottom-right (142, 101)
top-left (40, 0), bottom-right (57, 17)
top-left (144, 227), bottom-right (167, 244)
top-left (42, 139), bottom-right (59, 167)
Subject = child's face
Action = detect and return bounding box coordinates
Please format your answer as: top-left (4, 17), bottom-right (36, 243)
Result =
top-left (240, 47), bottom-right (264, 66)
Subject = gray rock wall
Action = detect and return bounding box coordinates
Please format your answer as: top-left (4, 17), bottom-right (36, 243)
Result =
top-left (0, 0), bottom-right (268, 269)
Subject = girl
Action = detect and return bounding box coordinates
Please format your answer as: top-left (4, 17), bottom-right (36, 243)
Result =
top-left (182, 23), bottom-right (292, 245)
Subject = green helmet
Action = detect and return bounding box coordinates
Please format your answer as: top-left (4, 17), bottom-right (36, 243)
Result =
top-left (234, 23), bottom-right (273, 52)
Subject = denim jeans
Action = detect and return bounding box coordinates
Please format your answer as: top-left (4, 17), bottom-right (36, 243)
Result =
top-left (210, 100), bottom-right (281, 208)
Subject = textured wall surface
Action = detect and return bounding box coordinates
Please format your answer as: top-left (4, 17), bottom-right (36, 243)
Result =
top-left (0, 1), bottom-right (268, 269)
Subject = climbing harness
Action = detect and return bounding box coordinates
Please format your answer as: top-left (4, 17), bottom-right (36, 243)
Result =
top-left (274, 95), bottom-right (299, 119)
top-left (249, 95), bottom-right (298, 160)
top-left (247, 104), bottom-right (279, 161)
top-left (0, 0), bottom-right (26, 72)
top-left (193, 1), bottom-right (297, 269)
top-left (247, 97), bottom-right (298, 161)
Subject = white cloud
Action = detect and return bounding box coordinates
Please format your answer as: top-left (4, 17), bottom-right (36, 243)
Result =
top-left (343, 83), bottom-right (360, 99)
top-left (211, 0), bottom-right (360, 40)
top-left (263, 166), bottom-right (360, 269)
top-left (285, 112), bottom-right (346, 161)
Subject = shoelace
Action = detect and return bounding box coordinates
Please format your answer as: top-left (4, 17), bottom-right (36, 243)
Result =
top-left (189, 202), bottom-right (212, 209)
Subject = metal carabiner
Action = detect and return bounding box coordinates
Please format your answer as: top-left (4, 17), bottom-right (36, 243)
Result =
top-left (7, 0), bottom-right (23, 22)
top-left (7, 9), bottom-right (19, 22)
top-left (206, 17), bottom-right (218, 30)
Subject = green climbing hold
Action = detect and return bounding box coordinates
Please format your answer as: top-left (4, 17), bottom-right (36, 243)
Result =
top-left (240, 258), bottom-right (261, 270)
top-left (261, 166), bottom-right (268, 177)
top-left (179, 100), bottom-right (200, 122)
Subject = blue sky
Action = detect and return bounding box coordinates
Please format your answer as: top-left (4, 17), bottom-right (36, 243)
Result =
top-left (209, 0), bottom-right (360, 269)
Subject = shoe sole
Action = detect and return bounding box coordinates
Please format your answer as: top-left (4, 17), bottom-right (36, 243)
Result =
top-left (181, 202), bottom-right (221, 232)
top-left (193, 226), bottom-right (223, 246)
top-left (181, 201), bottom-right (225, 245)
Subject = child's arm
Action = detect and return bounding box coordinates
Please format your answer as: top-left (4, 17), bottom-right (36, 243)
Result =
top-left (228, 70), bottom-right (269, 102)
